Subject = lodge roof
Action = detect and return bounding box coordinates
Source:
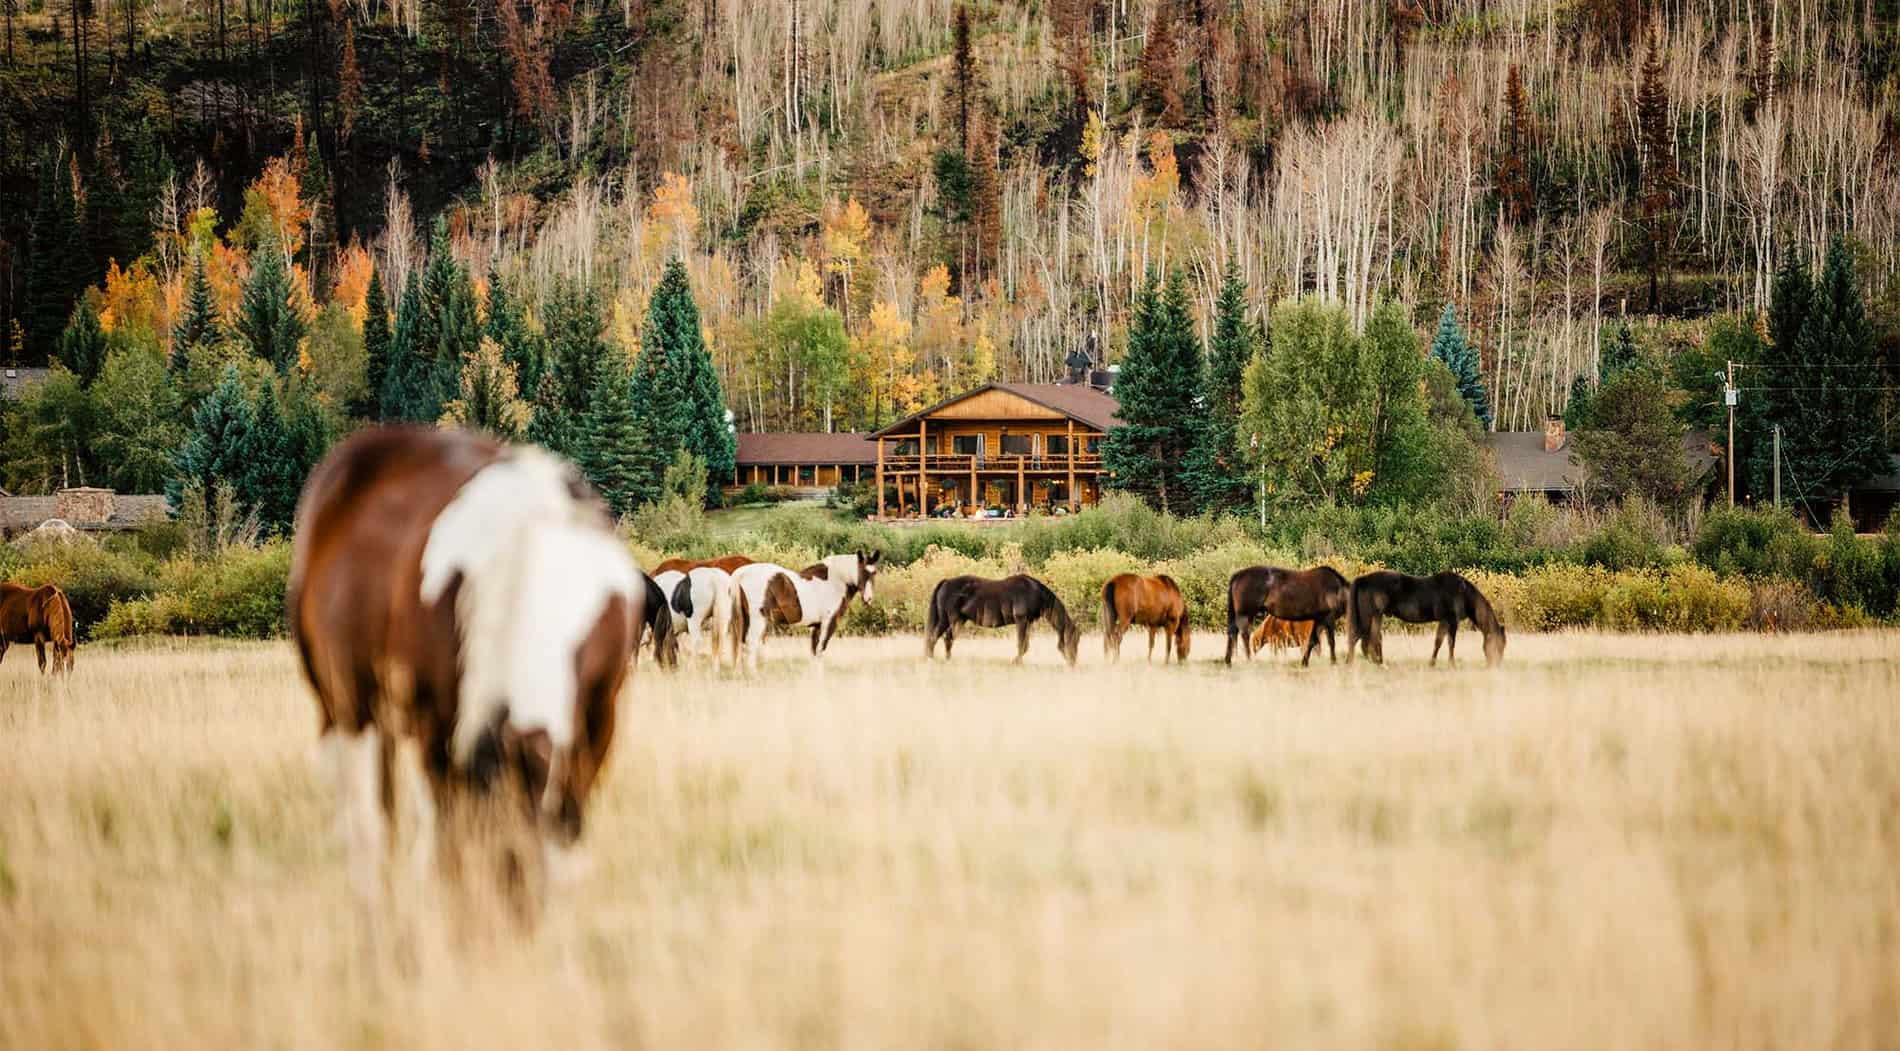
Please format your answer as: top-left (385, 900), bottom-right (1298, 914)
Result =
top-left (734, 432), bottom-right (878, 466)
top-left (869, 382), bottom-right (1122, 438)
top-left (1484, 430), bottom-right (1720, 493)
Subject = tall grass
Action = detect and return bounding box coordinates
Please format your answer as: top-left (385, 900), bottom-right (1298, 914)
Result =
top-left (3, 634), bottom-right (1897, 1047)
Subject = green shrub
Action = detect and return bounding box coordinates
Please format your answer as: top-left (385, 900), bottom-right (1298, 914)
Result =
top-left (94, 543), bottom-right (292, 639)
top-left (1693, 506), bottom-right (1819, 579)
top-left (1039, 548), bottom-right (1147, 628)
top-left (842, 545), bottom-right (1009, 634)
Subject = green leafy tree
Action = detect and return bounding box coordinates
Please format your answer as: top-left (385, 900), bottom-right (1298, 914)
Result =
top-left (1566, 321), bottom-right (1640, 430)
top-left (357, 266), bottom-right (390, 418)
top-left (92, 344), bottom-right (186, 492)
top-left (1429, 303), bottom-right (1491, 428)
top-left (440, 337), bottom-right (532, 439)
top-left (765, 294), bottom-right (852, 430)
top-left (1240, 300), bottom-right (1373, 504)
top-left (1185, 264), bottom-right (1260, 514)
top-left (628, 260), bottom-right (737, 501)
top-left (303, 303), bottom-right (368, 417)
top-left (1102, 269), bottom-right (1204, 513)
top-left (170, 366), bottom-right (255, 522)
top-left (237, 242), bottom-right (306, 373)
top-left (0, 364), bottom-right (96, 491)
top-left (172, 249), bottom-right (219, 370)
top-left (57, 295), bottom-right (109, 387)
top-left (577, 360), bottom-right (663, 517)
top-left (1572, 367), bottom-right (1691, 507)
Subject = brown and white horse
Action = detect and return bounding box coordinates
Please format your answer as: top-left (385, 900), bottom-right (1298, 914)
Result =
top-left (730, 552), bottom-right (880, 670)
top-left (288, 426), bottom-right (643, 905)
top-left (0, 582), bottom-right (76, 675)
top-left (653, 554), bottom-right (753, 575)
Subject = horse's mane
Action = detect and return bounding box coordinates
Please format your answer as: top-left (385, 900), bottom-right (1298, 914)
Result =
top-left (1314, 565), bottom-right (1350, 586)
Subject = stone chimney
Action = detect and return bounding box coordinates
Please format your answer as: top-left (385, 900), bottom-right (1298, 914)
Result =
top-left (55, 487), bottom-right (116, 527)
top-left (1543, 416), bottom-right (1566, 453)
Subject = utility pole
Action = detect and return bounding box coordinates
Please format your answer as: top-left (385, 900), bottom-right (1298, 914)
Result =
top-left (1724, 361), bottom-right (1742, 508)
top-left (1773, 424), bottom-right (1781, 509)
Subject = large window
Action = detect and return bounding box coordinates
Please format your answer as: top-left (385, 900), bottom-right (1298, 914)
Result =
top-left (1045, 435), bottom-right (1070, 456)
top-left (1085, 436), bottom-right (1103, 454)
top-left (953, 435), bottom-right (983, 457)
top-left (1000, 434), bottom-right (1034, 456)
top-left (891, 439), bottom-right (919, 456)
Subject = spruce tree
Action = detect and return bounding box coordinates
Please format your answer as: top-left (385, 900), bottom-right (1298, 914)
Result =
top-left (1602, 319), bottom-right (1639, 380)
top-left (577, 361), bottom-right (662, 518)
top-left (1429, 303), bottom-right (1491, 428)
top-left (238, 241), bottom-right (306, 373)
top-left (537, 281), bottom-right (615, 458)
top-left (1186, 263), bottom-right (1260, 514)
top-left (380, 277), bottom-right (449, 423)
top-left (1102, 269), bottom-right (1204, 513)
top-left (22, 147), bottom-right (88, 357)
top-left (237, 378), bottom-right (294, 532)
top-left (170, 366), bottom-right (254, 521)
top-left (1748, 239), bottom-right (1892, 510)
top-left (527, 371), bottom-right (574, 456)
top-left (627, 260), bottom-right (736, 501)
top-left (57, 296), bottom-right (108, 387)
top-left (484, 266), bottom-right (542, 394)
top-left (172, 249), bottom-right (219, 371)
top-left (357, 266), bottom-right (390, 418)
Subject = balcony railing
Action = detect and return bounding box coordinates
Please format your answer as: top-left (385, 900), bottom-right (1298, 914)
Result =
top-left (882, 452), bottom-right (1103, 471)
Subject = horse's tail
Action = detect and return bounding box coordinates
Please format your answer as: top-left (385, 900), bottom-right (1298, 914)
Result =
top-left (1100, 577), bottom-right (1118, 640)
top-left (1344, 575), bottom-right (1361, 662)
top-left (671, 576), bottom-right (695, 619)
top-left (925, 578), bottom-right (947, 655)
top-left (730, 583), bottom-right (750, 664)
top-left (40, 586), bottom-right (75, 648)
top-left (1223, 574), bottom-right (1240, 664)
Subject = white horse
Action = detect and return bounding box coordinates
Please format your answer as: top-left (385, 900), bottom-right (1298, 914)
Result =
top-left (731, 551), bottom-right (881, 669)
top-left (653, 566), bottom-right (744, 666)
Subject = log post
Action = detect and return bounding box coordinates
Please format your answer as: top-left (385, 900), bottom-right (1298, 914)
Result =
top-left (1066, 419), bottom-right (1077, 511)
top-left (877, 436), bottom-right (886, 517)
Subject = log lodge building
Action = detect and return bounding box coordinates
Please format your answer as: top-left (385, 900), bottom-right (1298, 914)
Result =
top-left (732, 379), bottom-right (1122, 518)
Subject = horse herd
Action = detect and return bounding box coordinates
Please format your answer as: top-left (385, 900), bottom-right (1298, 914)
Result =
top-left (9, 427), bottom-right (1509, 915)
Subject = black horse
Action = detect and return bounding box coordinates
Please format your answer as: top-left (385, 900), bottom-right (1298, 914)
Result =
top-left (1345, 570), bottom-right (1506, 666)
top-left (1224, 565), bottom-right (1351, 666)
top-left (926, 574), bottom-right (1082, 665)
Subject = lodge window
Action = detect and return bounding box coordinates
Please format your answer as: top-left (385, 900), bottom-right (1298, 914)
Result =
top-left (1085, 437), bottom-right (1102, 453)
top-left (1000, 435), bottom-right (1034, 456)
top-left (1045, 435), bottom-right (1070, 455)
top-left (892, 439), bottom-right (919, 456)
top-left (953, 435), bottom-right (983, 457)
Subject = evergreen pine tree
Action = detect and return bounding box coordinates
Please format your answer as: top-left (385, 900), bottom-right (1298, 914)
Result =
top-left (437, 269), bottom-right (481, 378)
top-left (169, 366), bottom-right (254, 521)
top-left (627, 260), bottom-right (736, 501)
top-left (484, 266), bottom-right (542, 393)
top-left (527, 370), bottom-right (573, 456)
top-left (57, 296), bottom-right (108, 387)
top-left (577, 361), bottom-right (663, 518)
top-left (237, 241), bottom-right (306, 372)
top-left (357, 266), bottom-right (390, 418)
top-left (537, 281), bottom-right (615, 459)
top-left (1602, 319), bottom-right (1639, 380)
top-left (171, 249), bottom-right (218, 370)
top-left (1748, 239), bottom-right (1892, 510)
top-left (380, 277), bottom-right (449, 422)
top-left (23, 147), bottom-right (89, 358)
top-left (1102, 269), bottom-right (1204, 513)
top-left (1429, 303), bottom-right (1492, 428)
top-left (1185, 263), bottom-right (1259, 514)
top-left (236, 378), bottom-right (295, 532)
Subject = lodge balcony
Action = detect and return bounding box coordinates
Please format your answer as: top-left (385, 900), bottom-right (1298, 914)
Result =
top-left (880, 452), bottom-right (1104, 473)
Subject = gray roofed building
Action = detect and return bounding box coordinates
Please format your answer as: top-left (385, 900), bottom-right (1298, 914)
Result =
top-left (1, 488), bottom-right (170, 539)
top-left (2, 366), bottom-right (51, 402)
top-left (1483, 418), bottom-right (1719, 497)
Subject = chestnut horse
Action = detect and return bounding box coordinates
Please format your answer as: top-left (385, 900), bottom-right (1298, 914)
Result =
top-left (653, 554), bottom-right (753, 575)
top-left (1224, 566), bottom-right (1351, 666)
top-left (1345, 570), bottom-right (1506, 666)
top-left (1248, 615), bottom-right (1313, 656)
top-left (289, 426), bottom-right (643, 905)
top-left (1101, 573), bottom-right (1190, 662)
top-left (0, 582), bottom-right (76, 675)
top-left (926, 574), bottom-right (1081, 665)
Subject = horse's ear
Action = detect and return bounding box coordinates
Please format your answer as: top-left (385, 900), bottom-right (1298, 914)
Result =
top-left (867, 550), bottom-right (881, 565)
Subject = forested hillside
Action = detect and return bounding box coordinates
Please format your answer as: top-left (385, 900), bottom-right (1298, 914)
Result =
top-left (1, 0), bottom-right (1897, 499)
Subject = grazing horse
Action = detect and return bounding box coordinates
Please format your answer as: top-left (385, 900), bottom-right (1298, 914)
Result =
top-left (653, 566), bottom-right (745, 666)
top-left (1224, 566), bottom-right (1351, 667)
top-left (639, 572), bottom-right (681, 669)
top-left (1248, 615), bottom-right (1313, 656)
top-left (730, 551), bottom-right (881, 670)
top-left (0, 582), bottom-right (76, 675)
top-left (1101, 573), bottom-right (1190, 662)
top-left (1346, 570), bottom-right (1506, 666)
top-left (926, 574), bottom-right (1082, 665)
top-left (653, 554), bottom-right (753, 576)
top-left (288, 426), bottom-right (643, 907)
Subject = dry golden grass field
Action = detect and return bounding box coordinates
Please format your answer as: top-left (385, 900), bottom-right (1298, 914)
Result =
top-left (4, 629), bottom-right (1900, 1050)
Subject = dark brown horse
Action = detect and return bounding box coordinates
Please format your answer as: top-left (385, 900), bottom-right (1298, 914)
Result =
top-left (289, 426), bottom-right (643, 906)
top-left (926, 574), bottom-right (1081, 665)
top-left (0, 582), bottom-right (76, 675)
top-left (1101, 573), bottom-right (1190, 662)
top-left (653, 554), bottom-right (754, 575)
top-left (1346, 571), bottom-right (1506, 666)
top-left (1224, 566), bottom-right (1351, 666)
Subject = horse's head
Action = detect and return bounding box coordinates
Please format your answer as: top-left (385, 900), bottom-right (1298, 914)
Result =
top-left (856, 549), bottom-right (882, 604)
top-left (1484, 622), bottom-right (1507, 666)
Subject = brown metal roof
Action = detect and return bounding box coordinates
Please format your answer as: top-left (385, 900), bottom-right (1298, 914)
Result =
top-left (735, 432), bottom-right (878, 466)
top-left (870, 382), bottom-right (1122, 437)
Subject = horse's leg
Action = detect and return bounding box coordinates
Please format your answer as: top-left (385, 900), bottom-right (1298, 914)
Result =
top-left (1299, 622), bottom-right (1321, 667)
top-left (1369, 615), bottom-right (1385, 665)
top-left (36, 641), bottom-right (47, 674)
top-left (1445, 620), bottom-right (1458, 665)
top-left (809, 623), bottom-right (822, 657)
top-left (1146, 626), bottom-right (1157, 662)
top-left (1325, 619), bottom-right (1337, 664)
top-left (1431, 623), bottom-right (1446, 665)
top-left (0, 640), bottom-right (9, 667)
top-left (1014, 620), bottom-right (1031, 663)
top-left (1104, 618), bottom-right (1119, 662)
